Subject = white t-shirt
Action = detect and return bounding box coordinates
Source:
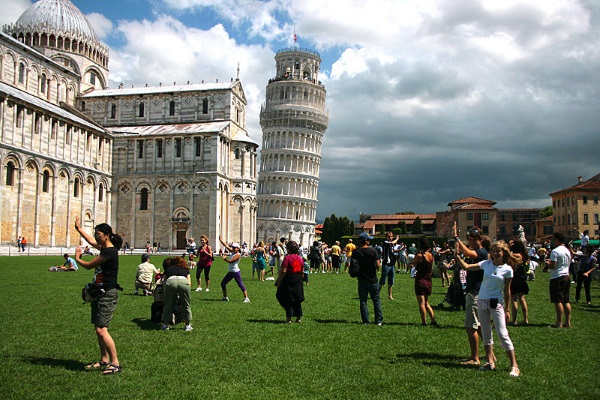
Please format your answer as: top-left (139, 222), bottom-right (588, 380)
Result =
top-left (477, 260), bottom-right (513, 302)
top-left (228, 255), bottom-right (241, 272)
top-left (549, 245), bottom-right (571, 279)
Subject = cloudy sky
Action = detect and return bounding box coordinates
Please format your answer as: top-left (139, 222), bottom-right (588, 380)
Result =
top-left (2, 0), bottom-right (599, 221)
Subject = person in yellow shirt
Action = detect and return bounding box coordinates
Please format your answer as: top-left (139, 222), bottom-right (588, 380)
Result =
top-left (331, 241), bottom-right (342, 274)
top-left (344, 239), bottom-right (357, 273)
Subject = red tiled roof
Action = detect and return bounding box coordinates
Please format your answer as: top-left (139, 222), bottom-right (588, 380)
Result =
top-left (368, 214), bottom-right (437, 221)
top-left (448, 196), bottom-right (496, 206)
top-left (456, 203), bottom-right (497, 210)
top-left (549, 174), bottom-right (600, 196)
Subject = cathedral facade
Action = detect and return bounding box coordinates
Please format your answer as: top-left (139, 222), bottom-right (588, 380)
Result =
top-left (0, 0), bottom-right (257, 250)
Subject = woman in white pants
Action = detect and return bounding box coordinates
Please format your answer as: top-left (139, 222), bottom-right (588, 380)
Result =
top-left (455, 240), bottom-right (521, 377)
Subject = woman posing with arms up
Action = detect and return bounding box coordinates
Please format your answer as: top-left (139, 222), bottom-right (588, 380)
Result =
top-left (276, 241), bottom-right (305, 323)
top-left (218, 236), bottom-right (250, 303)
top-left (74, 216), bottom-right (123, 375)
top-left (411, 236), bottom-right (438, 326)
top-left (455, 240), bottom-right (521, 377)
top-left (195, 235), bottom-right (213, 292)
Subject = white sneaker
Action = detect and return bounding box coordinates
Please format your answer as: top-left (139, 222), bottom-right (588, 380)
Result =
top-left (243, 297), bottom-right (251, 303)
top-left (221, 297), bottom-right (229, 301)
top-left (195, 287), bottom-right (202, 292)
top-left (204, 288), bottom-right (209, 292)
top-left (184, 324), bottom-right (193, 332)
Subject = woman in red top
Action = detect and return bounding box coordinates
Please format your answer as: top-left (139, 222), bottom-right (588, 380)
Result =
top-left (195, 235), bottom-right (213, 292)
top-left (276, 241), bottom-right (305, 323)
top-left (411, 236), bottom-right (438, 327)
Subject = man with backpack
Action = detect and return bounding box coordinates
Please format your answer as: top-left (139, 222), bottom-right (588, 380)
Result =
top-left (351, 232), bottom-right (382, 325)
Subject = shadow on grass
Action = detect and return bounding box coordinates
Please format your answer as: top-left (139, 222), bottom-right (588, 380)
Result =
top-left (383, 352), bottom-right (471, 369)
top-left (313, 319), bottom-right (357, 324)
top-left (132, 318), bottom-right (161, 330)
top-left (247, 319), bottom-right (293, 324)
top-left (25, 356), bottom-right (84, 371)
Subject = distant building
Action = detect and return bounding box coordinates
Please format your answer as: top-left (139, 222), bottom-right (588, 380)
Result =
top-left (496, 208), bottom-right (543, 243)
top-left (549, 174), bottom-right (600, 240)
top-left (357, 213), bottom-right (436, 236)
top-left (436, 197), bottom-right (497, 239)
top-left (533, 216), bottom-right (553, 243)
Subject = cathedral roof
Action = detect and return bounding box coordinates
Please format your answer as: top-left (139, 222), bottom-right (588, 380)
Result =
top-left (81, 82), bottom-right (239, 97)
top-left (11, 0), bottom-right (99, 43)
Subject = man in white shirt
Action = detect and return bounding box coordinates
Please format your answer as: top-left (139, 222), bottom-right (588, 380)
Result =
top-left (135, 254), bottom-right (160, 296)
top-left (547, 232), bottom-right (573, 328)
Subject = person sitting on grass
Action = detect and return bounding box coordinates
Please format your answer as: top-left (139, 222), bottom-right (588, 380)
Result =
top-left (48, 254), bottom-right (78, 271)
top-left (218, 236), bottom-right (250, 303)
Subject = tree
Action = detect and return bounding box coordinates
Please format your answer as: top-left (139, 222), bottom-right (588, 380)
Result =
top-left (398, 221), bottom-right (407, 234)
top-left (540, 206), bottom-right (553, 218)
top-left (321, 214), bottom-right (354, 245)
top-left (411, 217), bottom-right (423, 234)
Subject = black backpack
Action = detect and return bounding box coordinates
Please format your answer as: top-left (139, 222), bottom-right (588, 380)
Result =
top-left (348, 250), bottom-right (361, 278)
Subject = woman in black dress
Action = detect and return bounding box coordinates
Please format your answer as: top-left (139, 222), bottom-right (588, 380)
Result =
top-left (276, 241), bottom-right (305, 323)
top-left (509, 240), bottom-right (529, 325)
top-left (411, 236), bottom-right (438, 326)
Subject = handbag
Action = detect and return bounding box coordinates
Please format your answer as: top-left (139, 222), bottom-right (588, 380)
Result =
top-left (81, 283), bottom-right (105, 303)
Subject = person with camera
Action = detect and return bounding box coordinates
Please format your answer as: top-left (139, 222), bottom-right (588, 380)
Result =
top-left (74, 216), bottom-right (123, 375)
top-left (352, 232), bottom-right (383, 325)
top-left (455, 240), bottom-right (520, 377)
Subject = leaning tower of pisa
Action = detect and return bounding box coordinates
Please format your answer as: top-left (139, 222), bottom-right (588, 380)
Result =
top-left (256, 47), bottom-right (329, 248)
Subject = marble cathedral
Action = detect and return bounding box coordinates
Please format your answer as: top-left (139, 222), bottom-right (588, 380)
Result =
top-left (0, 0), bottom-right (258, 250)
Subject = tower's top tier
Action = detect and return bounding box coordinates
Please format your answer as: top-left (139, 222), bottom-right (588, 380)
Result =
top-left (271, 47), bottom-right (323, 88)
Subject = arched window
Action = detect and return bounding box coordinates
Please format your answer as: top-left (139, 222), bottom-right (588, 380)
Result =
top-left (202, 98), bottom-right (208, 114)
top-left (73, 177), bottom-right (80, 197)
top-left (18, 63), bottom-right (26, 84)
top-left (42, 170), bottom-right (50, 193)
top-left (138, 102), bottom-right (145, 117)
top-left (140, 188), bottom-right (149, 210)
top-left (40, 74), bottom-right (46, 93)
top-left (6, 161), bottom-right (16, 186)
top-left (111, 103), bottom-right (117, 119)
top-left (234, 148), bottom-right (240, 160)
top-left (169, 100), bottom-right (175, 116)
top-left (98, 183), bottom-right (104, 202)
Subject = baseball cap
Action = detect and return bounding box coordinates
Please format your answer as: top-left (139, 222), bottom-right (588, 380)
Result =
top-left (231, 242), bottom-right (240, 248)
top-left (358, 232), bottom-right (374, 241)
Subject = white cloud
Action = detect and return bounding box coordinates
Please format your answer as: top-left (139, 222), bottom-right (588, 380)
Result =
top-left (0, 0), bottom-right (31, 26)
top-left (85, 12), bottom-right (114, 40)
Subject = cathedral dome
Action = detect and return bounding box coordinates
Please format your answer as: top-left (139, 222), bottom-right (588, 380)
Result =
top-left (14, 0), bottom-right (99, 43)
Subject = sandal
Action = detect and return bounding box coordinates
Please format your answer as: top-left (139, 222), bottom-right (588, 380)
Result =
top-left (509, 367), bottom-right (520, 377)
top-left (85, 360), bottom-right (109, 371)
top-left (102, 363), bottom-right (122, 375)
top-left (480, 362), bottom-right (496, 371)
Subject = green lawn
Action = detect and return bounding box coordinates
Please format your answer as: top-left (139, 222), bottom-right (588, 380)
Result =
top-left (0, 255), bottom-right (598, 399)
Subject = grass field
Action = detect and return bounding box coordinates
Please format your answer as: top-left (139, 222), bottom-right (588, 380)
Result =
top-left (0, 254), bottom-right (599, 400)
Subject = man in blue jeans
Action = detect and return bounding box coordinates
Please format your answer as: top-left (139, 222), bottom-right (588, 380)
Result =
top-left (379, 232), bottom-right (400, 300)
top-left (353, 232), bottom-right (383, 325)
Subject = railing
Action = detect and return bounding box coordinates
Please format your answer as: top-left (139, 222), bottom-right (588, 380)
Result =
top-left (276, 47), bottom-right (321, 58)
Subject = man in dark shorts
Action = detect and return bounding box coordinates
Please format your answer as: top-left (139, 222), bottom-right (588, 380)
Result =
top-left (547, 232), bottom-right (573, 328)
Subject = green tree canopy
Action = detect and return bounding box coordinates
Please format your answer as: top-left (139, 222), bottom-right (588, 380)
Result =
top-left (321, 214), bottom-right (355, 245)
